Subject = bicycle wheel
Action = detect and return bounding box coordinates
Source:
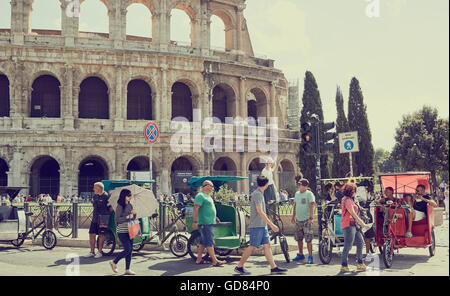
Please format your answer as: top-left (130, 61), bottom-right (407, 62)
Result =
top-left (279, 235), bottom-right (290, 263)
top-left (98, 229), bottom-right (116, 256)
top-left (215, 248), bottom-right (233, 257)
top-left (11, 234), bottom-right (26, 248)
top-left (42, 230), bottom-right (57, 250)
top-left (55, 211), bottom-right (73, 237)
top-left (382, 239), bottom-right (394, 268)
top-left (272, 214), bottom-right (284, 234)
top-left (319, 238), bottom-right (333, 264)
top-left (132, 239), bottom-right (146, 252)
top-left (169, 234), bottom-right (189, 257)
top-left (187, 231), bottom-right (209, 261)
top-left (429, 228), bottom-right (436, 257)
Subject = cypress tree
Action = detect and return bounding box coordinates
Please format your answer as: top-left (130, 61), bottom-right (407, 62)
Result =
top-left (347, 77), bottom-right (375, 177)
top-left (299, 71), bottom-right (329, 194)
top-left (332, 86), bottom-right (351, 177)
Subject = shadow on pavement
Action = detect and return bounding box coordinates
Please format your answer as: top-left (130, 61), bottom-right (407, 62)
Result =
top-left (149, 257), bottom-right (217, 276)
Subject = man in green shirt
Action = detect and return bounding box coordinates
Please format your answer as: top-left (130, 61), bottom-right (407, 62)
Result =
top-left (192, 180), bottom-right (226, 266)
top-left (291, 178), bottom-right (316, 264)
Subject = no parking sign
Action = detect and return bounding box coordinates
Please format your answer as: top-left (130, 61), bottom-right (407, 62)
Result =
top-left (144, 122), bottom-right (159, 144)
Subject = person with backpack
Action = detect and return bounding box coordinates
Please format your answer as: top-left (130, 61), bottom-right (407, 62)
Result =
top-left (340, 183), bottom-right (371, 273)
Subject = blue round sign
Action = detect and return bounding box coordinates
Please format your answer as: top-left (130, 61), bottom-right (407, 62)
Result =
top-left (144, 122), bottom-right (159, 144)
top-left (344, 140), bottom-right (354, 151)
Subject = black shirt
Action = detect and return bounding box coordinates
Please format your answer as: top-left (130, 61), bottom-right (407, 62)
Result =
top-left (413, 195), bottom-right (431, 213)
top-left (92, 192), bottom-right (110, 223)
top-left (334, 190), bottom-right (345, 202)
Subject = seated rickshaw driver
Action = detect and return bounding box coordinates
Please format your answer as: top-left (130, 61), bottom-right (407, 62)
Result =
top-left (404, 185), bottom-right (438, 238)
top-left (377, 187), bottom-right (414, 237)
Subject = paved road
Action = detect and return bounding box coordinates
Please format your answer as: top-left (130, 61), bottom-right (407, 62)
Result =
top-left (0, 220), bottom-right (448, 277)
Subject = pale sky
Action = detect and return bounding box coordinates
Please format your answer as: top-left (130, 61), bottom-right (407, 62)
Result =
top-left (0, 0), bottom-right (448, 151)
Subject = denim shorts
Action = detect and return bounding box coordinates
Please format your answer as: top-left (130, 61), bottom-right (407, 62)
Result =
top-left (250, 227), bottom-right (270, 247)
top-left (199, 224), bottom-right (215, 247)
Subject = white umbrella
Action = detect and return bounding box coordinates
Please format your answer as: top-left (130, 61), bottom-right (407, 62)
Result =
top-left (108, 184), bottom-right (159, 219)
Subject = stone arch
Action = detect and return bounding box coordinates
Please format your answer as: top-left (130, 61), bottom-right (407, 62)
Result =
top-left (30, 0), bottom-right (61, 32)
top-left (79, 0), bottom-right (110, 34)
top-left (126, 1), bottom-right (153, 39)
top-left (171, 78), bottom-right (200, 122)
top-left (169, 1), bottom-right (198, 46)
top-left (169, 1), bottom-right (197, 20)
top-left (78, 155), bottom-right (110, 197)
top-left (30, 74), bottom-right (61, 118)
top-left (212, 156), bottom-right (238, 191)
top-left (170, 155), bottom-right (202, 194)
top-left (212, 83), bottom-right (237, 123)
top-left (126, 155), bottom-right (158, 194)
top-left (126, 0), bottom-right (156, 15)
top-left (278, 158), bottom-right (296, 191)
top-left (247, 87), bottom-right (269, 126)
top-left (79, 76), bottom-right (109, 119)
top-left (210, 9), bottom-right (235, 51)
top-left (0, 73), bottom-right (10, 117)
top-left (29, 155), bottom-right (61, 199)
top-left (0, 158), bottom-right (9, 186)
top-left (127, 79), bottom-right (153, 120)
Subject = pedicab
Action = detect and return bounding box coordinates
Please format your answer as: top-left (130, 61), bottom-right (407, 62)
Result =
top-left (0, 186), bottom-right (57, 249)
top-left (96, 180), bottom-right (157, 256)
top-left (318, 177), bottom-right (375, 264)
top-left (375, 172), bottom-right (436, 268)
top-left (185, 176), bottom-right (291, 263)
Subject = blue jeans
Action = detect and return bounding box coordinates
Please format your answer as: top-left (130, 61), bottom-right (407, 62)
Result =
top-left (341, 226), bottom-right (364, 267)
top-left (114, 233), bottom-right (133, 270)
top-left (199, 224), bottom-right (215, 247)
top-left (249, 227), bottom-right (270, 247)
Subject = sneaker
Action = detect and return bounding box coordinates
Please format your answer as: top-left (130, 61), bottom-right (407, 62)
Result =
top-left (234, 266), bottom-right (251, 275)
top-left (406, 231), bottom-right (413, 238)
top-left (94, 253), bottom-right (103, 258)
top-left (357, 264), bottom-right (367, 272)
top-left (307, 256), bottom-right (314, 264)
top-left (271, 267), bottom-right (288, 274)
top-left (340, 266), bottom-right (353, 273)
top-left (292, 254), bottom-right (305, 262)
top-left (86, 252), bottom-right (95, 257)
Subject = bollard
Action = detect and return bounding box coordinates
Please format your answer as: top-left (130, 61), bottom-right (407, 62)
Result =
top-left (48, 202), bottom-right (54, 229)
top-left (24, 202), bottom-right (30, 231)
top-left (72, 201), bottom-right (78, 238)
top-left (159, 202), bottom-right (166, 241)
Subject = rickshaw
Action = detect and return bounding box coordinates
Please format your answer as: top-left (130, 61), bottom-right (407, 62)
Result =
top-left (375, 172), bottom-right (436, 268)
top-left (318, 177), bottom-right (375, 264)
top-left (185, 176), bottom-right (290, 263)
top-left (98, 180), bottom-right (189, 257)
top-left (0, 186), bottom-right (57, 249)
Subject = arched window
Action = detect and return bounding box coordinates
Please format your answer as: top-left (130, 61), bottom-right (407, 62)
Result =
top-left (170, 8), bottom-right (191, 46)
top-left (0, 74), bottom-right (10, 117)
top-left (171, 82), bottom-right (193, 122)
top-left (0, 1), bottom-right (11, 30)
top-left (79, 77), bottom-right (109, 119)
top-left (212, 84), bottom-right (236, 123)
top-left (126, 3), bottom-right (152, 39)
top-left (30, 0), bottom-right (61, 33)
top-left (127, 79), bottom-right (152, 120)
top-left (213, 157), bottom-right (238, 191)
top-left (30, 156), bottom-right (60, 199)
top-left (79, 0), bottom-right (109, 35)
top-left (210, 15), bottom-right (226, 51)
top-left (78, 157), bottom-right (108, 197)
top-left (171, 157), bottom-right (196, 194)
top-left (31, 75), bottom-right (61, 118)
top-left (247, 88), bottom-right (268, 126)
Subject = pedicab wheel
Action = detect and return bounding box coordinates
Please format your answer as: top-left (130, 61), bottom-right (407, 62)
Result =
top-left (187, 231), bottom-right (209, 261)
top-left (215, 248), bottom-right (233, 257)
top-left (11, 234), bottom-right (26, 248)
top-left (382, 239), bottom-right (394, 268)
top-left (279, 235), bottom-right (290, 263)
top-left (42, 230), bottom-right (57, 250)
top-left (132, 240), bottom-right (146, 252)
top-left (319, 238), bottom-right (333, 264)
top-left (169, 234), bottom-right (189, 257)
top-left (97, 229), bottom-right (116, 256)
top-left (429, 228), bottom-right (436, 257)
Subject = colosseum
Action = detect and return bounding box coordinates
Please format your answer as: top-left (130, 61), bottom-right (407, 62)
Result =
top-left (0, 0), bottom-right (301, 198)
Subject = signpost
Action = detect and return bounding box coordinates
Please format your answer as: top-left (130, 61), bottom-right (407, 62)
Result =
top-left (144, 122), bottom-right (160, 191)
top-left (338, 131), bottom-right (359, 177)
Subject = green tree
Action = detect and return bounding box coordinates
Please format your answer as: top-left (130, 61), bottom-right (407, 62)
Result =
top-left (392, 106), bottom-right (449, 186)
top-left (299, 71), bottom-right (329, 194)
top-left (374, 148), bottom-right (401, 173)
top-left (332, 86), bottom-right (351, 177)
top-left (347, 77), bottom-right (375, 177)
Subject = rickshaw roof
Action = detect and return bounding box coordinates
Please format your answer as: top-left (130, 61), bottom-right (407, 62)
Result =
top-left (101, 180), bottom-right (155, 192)
top-left (0, 186), bottom-right (28, 201)
top-left (377, 172), bottom-right (431, 194)
top-left (188, 176), bottom-right (247, 191)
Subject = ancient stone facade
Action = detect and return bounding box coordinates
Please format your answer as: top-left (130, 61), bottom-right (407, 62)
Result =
top-left (0, 0), bottom-right (301, 198)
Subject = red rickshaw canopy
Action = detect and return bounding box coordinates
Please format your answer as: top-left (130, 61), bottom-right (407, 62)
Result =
top-left (378, 172), bottom-right (431, 195)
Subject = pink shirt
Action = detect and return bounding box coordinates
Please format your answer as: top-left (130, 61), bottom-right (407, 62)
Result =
top-left (341, 196), bottom-right (359, 229)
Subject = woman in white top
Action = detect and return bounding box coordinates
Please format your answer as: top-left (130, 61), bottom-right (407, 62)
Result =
top-left (444, 185), bottom-right (449, 220)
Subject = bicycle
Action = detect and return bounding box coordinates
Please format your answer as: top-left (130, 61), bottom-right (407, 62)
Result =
top-left (53, 204), bottom-right (73, 237)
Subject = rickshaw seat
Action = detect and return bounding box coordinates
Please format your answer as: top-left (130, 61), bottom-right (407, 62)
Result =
top-left (214, 236), bottom-right (240, 247)
top-left (412, 218), bottom-right (428, 236)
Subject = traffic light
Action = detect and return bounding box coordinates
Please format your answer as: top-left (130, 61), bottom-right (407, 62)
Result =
top-left (322, 122), bottom-right (336, 151)
top-left (311, 122), bottom-right (320, 154)
top-left (301, 122), bottom-right (312, 152)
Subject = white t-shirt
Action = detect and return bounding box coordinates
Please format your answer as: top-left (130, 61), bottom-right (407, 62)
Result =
top-left (261, 167), bottom-right (275, 186)
top-left (355, 186), bottom-right (368, 203)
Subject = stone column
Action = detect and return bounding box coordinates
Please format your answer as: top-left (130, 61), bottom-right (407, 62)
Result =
top-left (72, 86), bottom-right (80, 119)
top-left (160, 148), bottom-right (170, 194)
top-left (239, 152), bottom-right (248, 194)
top-left (235, 3), bottom-right (246, 55)
top-left (160, 65), bottom-right (169, 131)
top-left (269, 81), bottom-right (277, 126)
top-left (152, 91), bottom-right (159, 121)
top-left (60, 0), bottom-right (77, 46)
top-left (239, 76), bottom-right (247, 119)
top-left (63, 63), bottom-right (74, 130)
top-left (114, 65), bottom-right (124, 131)
top-left (151, 11), bottom-right (161, 45)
